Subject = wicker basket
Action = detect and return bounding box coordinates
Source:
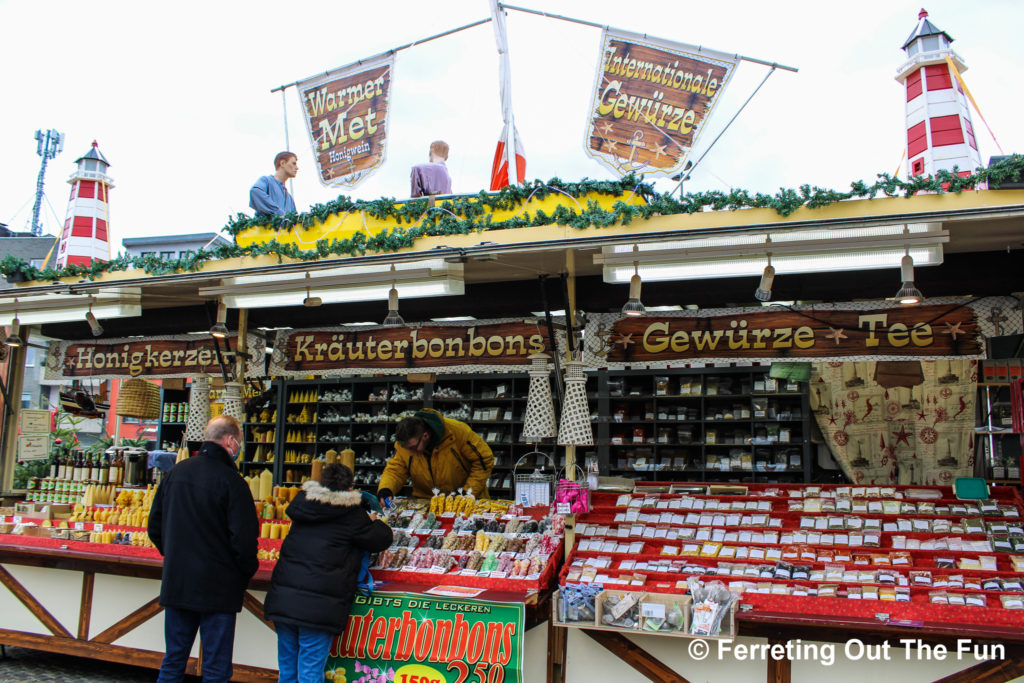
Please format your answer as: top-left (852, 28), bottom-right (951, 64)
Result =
top-left (116, 378), bottom-right (162, 419)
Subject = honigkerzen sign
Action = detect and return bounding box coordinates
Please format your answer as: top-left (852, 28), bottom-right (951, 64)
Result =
top-left (591, 305), bottom-right (981, 363)
top-left (45, 334), bottom-right (262, 380)
top-left (298, 52), bottom-right (394, 188)
top-left (584, 28), bottom-right (738, 177)
top-left (272, 322), bottom-right (551, 376)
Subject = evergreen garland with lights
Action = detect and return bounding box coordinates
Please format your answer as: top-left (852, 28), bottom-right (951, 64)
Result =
top-left (3, 155), bottom-right (1021, 284)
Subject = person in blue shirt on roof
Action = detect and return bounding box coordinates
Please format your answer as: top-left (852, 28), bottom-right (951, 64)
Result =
top-left (249, 151), bottom-right (298, 217)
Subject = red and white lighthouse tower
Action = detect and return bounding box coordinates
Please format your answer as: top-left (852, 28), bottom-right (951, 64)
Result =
top-left (895, 9), bottom-right (981, 178)
top-left (56, 141), bottom-right (113, 268)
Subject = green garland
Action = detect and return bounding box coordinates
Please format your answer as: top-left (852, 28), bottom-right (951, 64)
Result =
top-left (4, 156), bottom-right (1022, 284)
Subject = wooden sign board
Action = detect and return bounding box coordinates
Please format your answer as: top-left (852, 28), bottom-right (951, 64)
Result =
top-left (585, 28), bottom-right (738, 177)
top-left (272, 322), bottom-right (552, 376)
top-left (45, 333), bottom-right (263, 380)
top-left (298, 52), bottom-right (394, 188)
top-left (596, 305), bottom-right (981, 363)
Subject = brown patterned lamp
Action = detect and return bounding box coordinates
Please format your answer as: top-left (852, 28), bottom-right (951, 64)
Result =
top-left (521, 353), bottom-right (557, 442)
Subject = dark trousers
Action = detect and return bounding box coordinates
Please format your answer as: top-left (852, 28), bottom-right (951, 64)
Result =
top-left (157, 606), bottom-right (236, 683)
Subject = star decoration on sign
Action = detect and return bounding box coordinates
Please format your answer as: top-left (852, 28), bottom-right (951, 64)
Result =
top-left (598, 120), bottom-right (614, 137)
top-left (943, 321), bottom-right (964, 340)
top-left (651, 143), bottom-right (667, 160)
top-left (612, 333), bottom-right (635, 348)
top-left (894, 424), bottom-right (912, 446)
top-left (824, 327), bottom-right (848, 345)
top-left (605, 139), bottom-right (619, 155)
top-left (917, 410), bottom-right (927, 421)
top-left (828, 415), bottom-right (837, 425)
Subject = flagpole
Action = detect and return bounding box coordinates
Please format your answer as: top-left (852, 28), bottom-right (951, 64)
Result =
top-left (500, 3), bottom-right (798, 73)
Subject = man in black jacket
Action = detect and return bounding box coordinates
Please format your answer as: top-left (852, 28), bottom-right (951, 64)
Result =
top-left (148, 415), bottom-right (259, 683)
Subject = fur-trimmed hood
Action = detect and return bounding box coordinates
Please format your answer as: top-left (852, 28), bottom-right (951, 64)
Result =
top-left (301, 480), bottom-right (363, 507)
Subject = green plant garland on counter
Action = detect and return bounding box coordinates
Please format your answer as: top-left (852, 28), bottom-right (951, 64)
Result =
top-left (4, 156), bottom-right (1022, 283)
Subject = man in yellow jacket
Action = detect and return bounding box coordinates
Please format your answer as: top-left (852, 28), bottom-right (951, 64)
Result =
top-left (377, 409), bottom-right (494, 502)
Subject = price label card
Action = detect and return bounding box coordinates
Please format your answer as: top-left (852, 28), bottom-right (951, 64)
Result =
top-left (13, 517), bottom-right (22, 525)
top-left (94, 524), bottom-right (103, 532)
top-left (556, 503), bottom-right (571, 515)
top-left (74, 522), bottom-right (85, 531)
top-left (440, 512), bottom-right (456, 518)
top-left (431, 529), bottom-right (446, 536)
top-left (489, 571), bottom-right (508, 579)
top-left (429, 566), bottom-right (447, 574)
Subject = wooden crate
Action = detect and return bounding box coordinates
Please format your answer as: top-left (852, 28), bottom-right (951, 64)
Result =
top-left (595, 589), bottom-right (645, 630)
top-left (637, 592), bottom-right (691, 635)
top-left (688, 595), bottom-right (738, 639)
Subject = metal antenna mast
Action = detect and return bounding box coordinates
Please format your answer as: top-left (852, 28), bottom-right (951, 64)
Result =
top-left (31, 129), bottom-right (64, 236)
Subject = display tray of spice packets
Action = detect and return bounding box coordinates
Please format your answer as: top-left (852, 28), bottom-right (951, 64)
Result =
top-left (372, 493), bottom-right (564, 592)
top-left (557, 483), bottom-right (1024, 630)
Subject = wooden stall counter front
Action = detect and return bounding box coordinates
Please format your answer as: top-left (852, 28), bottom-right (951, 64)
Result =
top-left (0, 533), bottom-right (554, 682)
top-left (0, 537), bottom-right (279, 680)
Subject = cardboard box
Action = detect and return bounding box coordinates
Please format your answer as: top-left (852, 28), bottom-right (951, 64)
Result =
top-left (12, 502), bottom-right (72, 520)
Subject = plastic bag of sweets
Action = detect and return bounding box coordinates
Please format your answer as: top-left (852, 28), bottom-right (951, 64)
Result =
top-left (688, 578), bottom-right (740, 637)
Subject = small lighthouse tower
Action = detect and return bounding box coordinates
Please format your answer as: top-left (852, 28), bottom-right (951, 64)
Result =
top-left (895, 9), bottom-right (981, 178)
top-left (56, 141), bottom-right (113, 268)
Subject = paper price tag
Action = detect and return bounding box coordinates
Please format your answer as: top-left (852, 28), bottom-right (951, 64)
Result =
top-left (13, 517), bottom-right (22, 525)
top-left (556, 503), bottom-right (571, 515)
top-left (431, 529), bottom-right (446, 536)
top-left (74, 522), bottom-right (85, 531)
top-left (440, 512), bottom-right (456, 518)
top-left (429, 566), bottom-right (447, 574)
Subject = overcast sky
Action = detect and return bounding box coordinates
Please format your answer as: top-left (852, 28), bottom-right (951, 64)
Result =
top-left (1, 0), bottom-right (1021, 251)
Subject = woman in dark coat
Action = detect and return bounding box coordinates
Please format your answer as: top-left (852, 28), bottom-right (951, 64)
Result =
top-left (265, 464), bottom-right (393, 682)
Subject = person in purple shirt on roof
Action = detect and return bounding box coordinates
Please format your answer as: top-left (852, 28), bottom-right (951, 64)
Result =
top-left (410, 140), bottom-right (452, 198)
top-left (250, 151), bottom-right (298, 217)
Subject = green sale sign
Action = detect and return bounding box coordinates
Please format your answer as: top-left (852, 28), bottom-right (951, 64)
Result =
top-left (324, 590), bottom-right (525, 683)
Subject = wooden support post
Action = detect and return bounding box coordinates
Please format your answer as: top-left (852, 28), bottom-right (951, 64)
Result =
top-left (547, 614), bottom-right (567, 683)
top-left (766, 639), bottom-right (791, 683)
top-left (582, 629), bottom-right (692, 683)
top-left (0, 563), bottom-right (72, 637)
top-left (78, 571), bottom-right (95, 639)
top-left (0, 327), bottom-right (28, 492)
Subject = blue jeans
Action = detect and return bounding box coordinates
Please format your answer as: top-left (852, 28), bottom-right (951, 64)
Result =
top-left (157, 606), bottom-right (236, 683)
top-left (275, 621), bottom-right (335, 683)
